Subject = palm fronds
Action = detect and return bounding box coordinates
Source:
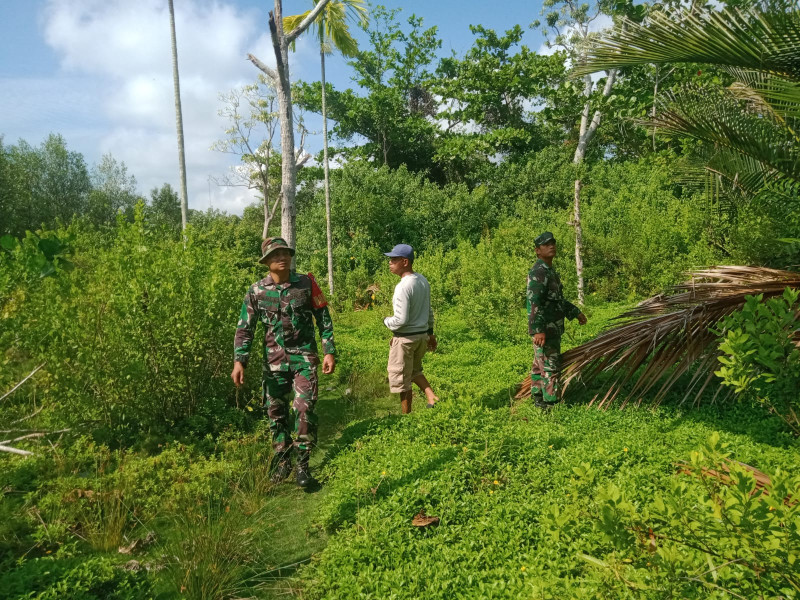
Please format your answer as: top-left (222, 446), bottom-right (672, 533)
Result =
top-left (284, 0), bottom-right (368, 57)
top-left (572, 4), bottom-right (800, 210)
top-left (516, 267), bottom-right (800, 408)
top-left (573, 7), bottom-right (800, 81)
top-left (649, 86), bottom-right (800, 189)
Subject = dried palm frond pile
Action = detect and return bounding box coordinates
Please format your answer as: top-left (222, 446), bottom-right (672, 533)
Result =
top-left (516, 266), bottom-right (800, 408)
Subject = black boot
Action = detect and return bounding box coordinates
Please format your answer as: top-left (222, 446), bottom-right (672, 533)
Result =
top-left (533, 395), bottom-right (552, 412)
top-left (270, 451), bottom-right (293, 484)
top-left (295, 456), bottom-right (319, 491)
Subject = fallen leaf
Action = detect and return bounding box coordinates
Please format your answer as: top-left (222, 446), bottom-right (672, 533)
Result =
top-left (411, 510), bottom-right (440, 527)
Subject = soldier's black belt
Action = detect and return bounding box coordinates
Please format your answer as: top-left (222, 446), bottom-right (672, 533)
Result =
top-left (392, 330), bottom-right (429, 337)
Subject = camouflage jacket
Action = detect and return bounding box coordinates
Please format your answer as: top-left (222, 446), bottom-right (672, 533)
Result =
top-left (234, 272), bottom-right (336, 371)
top-left (527, 259), bottom-right (582, 338)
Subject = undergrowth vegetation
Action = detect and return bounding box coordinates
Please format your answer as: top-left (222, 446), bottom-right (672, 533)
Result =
top-left (302, 399), bottom-right (798, 599)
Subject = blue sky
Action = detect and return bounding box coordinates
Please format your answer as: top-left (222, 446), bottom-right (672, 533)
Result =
top-left (0, 1), bottom-right (548, 214)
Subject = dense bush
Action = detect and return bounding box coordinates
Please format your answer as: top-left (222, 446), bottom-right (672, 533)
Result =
top-left (595, 432), bottom-right (800, 598)
top-left (714, 288), bottom-right (800, 434)
top-left (295, 156), bottom-right (720, 314)
top-left (1, 208), bottom-right (260, 440)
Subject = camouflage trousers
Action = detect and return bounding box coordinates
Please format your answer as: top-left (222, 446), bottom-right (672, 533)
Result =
top-left (531, 337), bottom-right (562, 404)
top-left (263, 364), bottom-right (319, 459)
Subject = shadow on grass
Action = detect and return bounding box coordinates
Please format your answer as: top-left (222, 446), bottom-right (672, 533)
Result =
top-left (564, 369), bottom-right (797, 448)
top-left (323, 448), bottom-right (459, 532)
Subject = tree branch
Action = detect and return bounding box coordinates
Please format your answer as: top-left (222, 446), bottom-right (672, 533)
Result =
top-left (247, 54), bottom-right (278, 82)
top-left (11, 405), bottom-right (44, 424)
top-left (0, 444), bottom-right (34, 456)
top-left (286, 0), bottom-right (334, 44)
top-left (1, 363), bottom-right (46, 402)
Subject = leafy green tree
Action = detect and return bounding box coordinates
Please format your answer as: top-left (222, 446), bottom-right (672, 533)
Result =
top-left (575, 4), bottom-right (800, 207)
top-left (146, 183), bottom-right (182, 232)
top-left (3, 134), bottom-right (91, 236)
top-left (0, 137), bottom-right (14, 235)
top-left (293, 6), bottom-right (443, 179)
top-left (285, 0), bottom-right (368, 294)
top-left (87, 154), bottom-right (140, 227)
top-left (434, 25), bottom-right (569, 183)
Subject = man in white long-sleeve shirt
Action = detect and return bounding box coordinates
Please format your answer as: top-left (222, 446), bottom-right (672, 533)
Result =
top-left (383, 244), bottom-right (439, 413)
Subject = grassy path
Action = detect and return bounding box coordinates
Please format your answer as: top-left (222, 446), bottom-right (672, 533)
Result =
top-left (255, 303), bottom-right (641, 596)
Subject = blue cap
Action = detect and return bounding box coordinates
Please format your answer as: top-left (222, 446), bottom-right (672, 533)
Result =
top-left (384, 243), bottom-right (414, 260)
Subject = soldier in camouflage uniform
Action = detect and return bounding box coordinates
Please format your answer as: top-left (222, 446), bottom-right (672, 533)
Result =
top-left (231, 237), bottom-right (336, 489)
top-left (527, 232), bottom-right (587, 409)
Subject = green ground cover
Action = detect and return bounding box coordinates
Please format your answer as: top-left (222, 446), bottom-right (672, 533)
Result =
top-left (2, 306), bottom-right (798, 599)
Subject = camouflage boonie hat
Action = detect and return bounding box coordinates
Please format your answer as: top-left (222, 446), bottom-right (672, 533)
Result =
top-left (259, 237), bottom-right (295, 264)
top-left (535, 231), bottom-right (556, 246)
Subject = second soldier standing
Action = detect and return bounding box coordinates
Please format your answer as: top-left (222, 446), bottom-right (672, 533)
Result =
top-left (231, 237), bottom-right (336, 490)
top-left (527, 232), bottom-right (587, 409)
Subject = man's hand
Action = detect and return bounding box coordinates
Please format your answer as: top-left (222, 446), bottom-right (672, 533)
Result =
top-left (231, 361), bottom-right (245, 387)
top-left (322, 354), bottom-right (336, 375)
top-left (427, 334), bottom-right (438, 352)
top-left (577, 313), bottom-right (588, 325)
top-left (533, 333), bottom-right (546, 347)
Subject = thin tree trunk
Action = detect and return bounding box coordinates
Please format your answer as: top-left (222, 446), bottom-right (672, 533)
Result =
top-left (321, 47), bottom-right (334, 295)
top-left (262, 146), bottom-right (272, 239)
top-left (249, 0), bottom-right (332, 258)
top-left (269, 4), bottom-right (297, 252)
top-left (262, 179), bottom-right (270, 239)
top-left (573, 178), bottom-right (585, 305)
top-left (168, 0), bottom-right (189, 231)
top-left (571, 69), bottom-right (617, 306)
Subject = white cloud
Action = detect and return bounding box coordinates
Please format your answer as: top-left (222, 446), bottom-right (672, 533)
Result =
top-left (536, 12), bottom-right (614, 61)
top-left (39, 0), bottom-right (318, 214)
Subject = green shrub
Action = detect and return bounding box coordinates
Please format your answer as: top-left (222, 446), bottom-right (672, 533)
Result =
top-left (715, 288), bottom-right (800, 434)
top-left (1, 208), bottom-right (255, 439)
top-left (593, 432), bottom-right (800, 598)
top-left (0, 555), bottom-right (153, 600)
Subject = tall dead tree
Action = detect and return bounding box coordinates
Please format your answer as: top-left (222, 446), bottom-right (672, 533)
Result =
top-left (572, 67), bottom-right (617, 305)
top-left (539, 0), bottom-right (623, 305)
top-left (247, 0), bottom-right (332, 250)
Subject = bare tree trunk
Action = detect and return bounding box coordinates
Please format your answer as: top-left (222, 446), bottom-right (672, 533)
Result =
top-left (573, 178), bottom-right (585, 305)
top-left (168, 0), bottom-right (189, 231)
top-left (261, 146), bottom-right (272, 238)
top-left (571, 69), bottom-right (617, 306)
top-left (263, 180), bottom-right (271, 239)
top-left (321, 47), bottom-right (334, 295)
top-left (269, 4), bottom-right (297, 251)
top-left (248, 0), bottom-right (332, 258)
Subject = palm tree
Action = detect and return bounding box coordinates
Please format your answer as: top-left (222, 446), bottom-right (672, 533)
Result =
top-left (573, 5), bottom-right (800, 201)
top-left (168, 0), bottom-right (189, 231)
top-left (516, 4), bottom-right (800, 407)
top-left (284, 0), bottom-right (369, 295)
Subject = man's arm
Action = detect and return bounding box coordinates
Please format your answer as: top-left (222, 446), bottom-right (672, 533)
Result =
top-left (308, 273), bottom-right (336, 373)
top-left (312, 304), bottom-right (337, 357)
top-left (232, 288), bottom-right (258, 386)
top-left (383, 282), bottom-right (410, 331)
top-left (527, 267), bottom-right (548, 337)
top-left (234, 289), bottom-right (258, 367)
top-left (563, 300), bottom-right (585, 323)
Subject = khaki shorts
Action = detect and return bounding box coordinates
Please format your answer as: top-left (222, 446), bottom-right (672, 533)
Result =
top-left (387, 333), bottom-right (428, 393)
